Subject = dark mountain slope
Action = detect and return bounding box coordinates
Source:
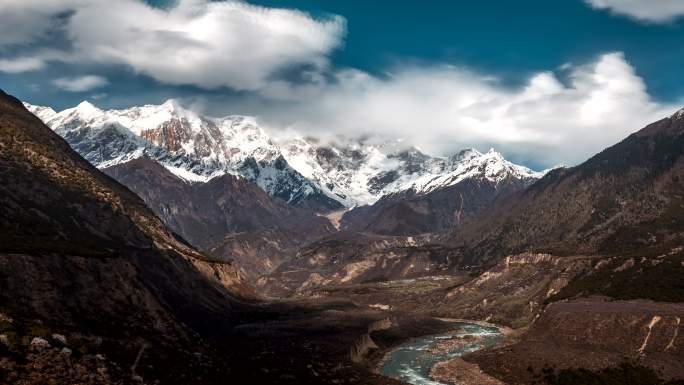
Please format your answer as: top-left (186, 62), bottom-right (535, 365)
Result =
top-left (431, 108), bottom-right (684, 311)
top-left (1, 90), bottom-right (430, 385)
top-left (103, 157), bottom-right (334, 276)
top-left (452, 108), bottom-right (684, 265)
top-left (341, 176), bottom-right (531, 236)
top-left (0, 89), bottom-right (250, 383)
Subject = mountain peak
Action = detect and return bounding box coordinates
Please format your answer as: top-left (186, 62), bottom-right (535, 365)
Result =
top-left (73, 100), bottom-right (103, 120)
top-left (76, 100), bottom-right (99, 111)
top-left (450, 148), bottom-right (482, 162)
top-left (160, 98), bottom-right (181, 112)
top-left (27, 98), bottom-right (543, 209)
top-left (485, 147), bottom-right (503, 157)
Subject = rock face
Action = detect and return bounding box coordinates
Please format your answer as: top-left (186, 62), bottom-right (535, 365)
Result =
top-left (0, 89), bottom-right (247, 384)
top-left (468, 298), bottom-right (684, 383)
top-left (22, 99), bottom-right (549, 282)
top-left (349, 318), bottom-right (392, 363)
top-left (103, 157), bottom-right (334, 277)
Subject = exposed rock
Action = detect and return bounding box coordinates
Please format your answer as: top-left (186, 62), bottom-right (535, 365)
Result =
top-left (0, 88), bottom-right (248, 384)
top-left (342, 168), bottom-right (536, 236)
top-left (30, 337), bottom-right (50, 349)
top-left (52, 333), bottom-right (67, 345)
top-left (27, 100), bottom-right (342, 211)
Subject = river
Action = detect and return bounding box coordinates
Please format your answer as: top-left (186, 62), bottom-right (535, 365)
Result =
top-left (379, 322), bottom-right (503, 385)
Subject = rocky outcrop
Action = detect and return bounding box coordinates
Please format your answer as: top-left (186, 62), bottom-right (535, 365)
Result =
top-left (28, 100), bottom-right (343, 211)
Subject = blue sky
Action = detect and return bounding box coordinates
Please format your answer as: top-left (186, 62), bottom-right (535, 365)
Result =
top-left (253, 0), bottom-right (684, 101)
top-left (1, 0), bottom-right (684, 168)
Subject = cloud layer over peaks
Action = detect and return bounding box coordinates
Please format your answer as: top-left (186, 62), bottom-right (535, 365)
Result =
top-left (53, 75), bottom-right (109, 92)
top-left (257, 52), bottom-right (679, 168)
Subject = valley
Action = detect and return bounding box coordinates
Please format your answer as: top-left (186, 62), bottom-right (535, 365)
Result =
top-left (3, 2), bottom-right (684, 384)
top-left (2, 90), bottom-right (683, 385)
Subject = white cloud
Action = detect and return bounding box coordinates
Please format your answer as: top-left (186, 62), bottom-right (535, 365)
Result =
top-left (53, 75), bottom-right (109, 92)
top-left (0, 0), bottom-right (345, 91)
top-left (585, 0), bottom-right (684, 23)
top-left (1, 1), bottom-right (680, 169)
top-left (0, 57), bottom-right (45, 73)
top-left (258, 52), bottom-right (680, 168)
top-left (0, 0), bottom-right (79, 47)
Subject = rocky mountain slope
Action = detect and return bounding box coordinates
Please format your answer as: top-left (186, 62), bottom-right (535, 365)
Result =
top-left (340, 149), bottom-right (540, 235)
top-left (450, 107), bottom-right (684, 273)
top-left (7, 91), bottom-right (684, 384)
top-left (104, 156), bottom-right (334, 277)
top-left (436, 108), bottom-right (684, 383)
top-left (257, 148), bottom-right (545, 294)
top-left (468, 298), bottom-right (684, 383)
top-left (281, 139), bottom-right (543, 208)
top-left (263, 107), bottom-right (684, 384)
top-left (0, 89), bottom-right (256, 383)
top-left (259, 232), bottom-right (458, 297)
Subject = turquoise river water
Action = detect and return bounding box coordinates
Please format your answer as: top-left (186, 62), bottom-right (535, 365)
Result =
top-left (379, 322), bottom-right (502, 385)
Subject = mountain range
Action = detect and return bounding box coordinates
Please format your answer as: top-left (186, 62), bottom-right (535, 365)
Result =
top-left (4, 90), bottom-right (683, 384)
top-left (23, 99), bottom-right (546, 278)
top-left (24, 100), bottom-right (543, 211)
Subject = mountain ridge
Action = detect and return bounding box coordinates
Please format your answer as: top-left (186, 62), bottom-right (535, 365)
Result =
top-left (24, 99), bottom-right (545, 212)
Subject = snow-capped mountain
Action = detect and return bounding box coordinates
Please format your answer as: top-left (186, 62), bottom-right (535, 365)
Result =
top-left (337, 148), bottom-right (545, 236)
top-left (281, 139), bottom-right (545, 206)
top-left (404, 148), bottom-right (544, 194)
top-left (25, 100), bottom-right (341, 210)
top-left (24, 100), bottom-right (544, 210)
